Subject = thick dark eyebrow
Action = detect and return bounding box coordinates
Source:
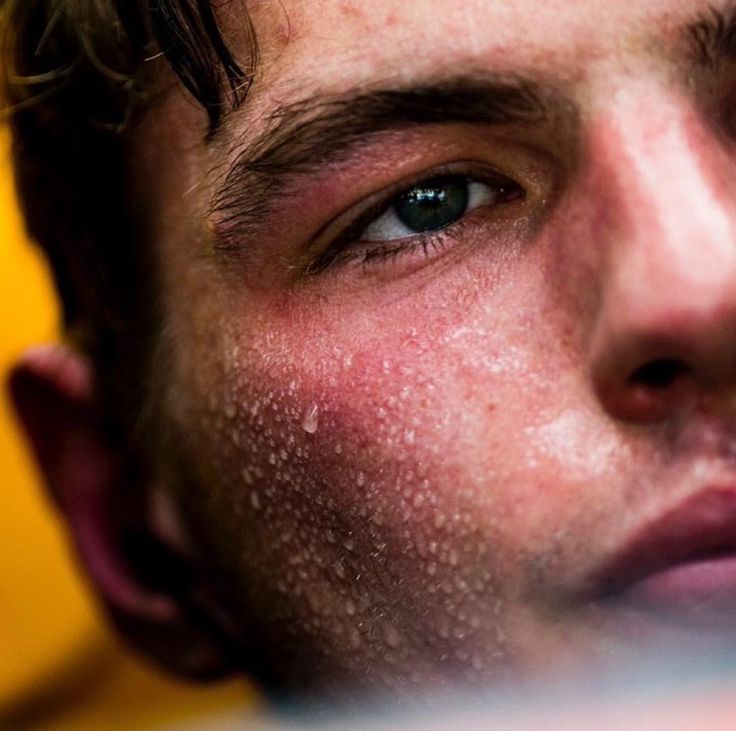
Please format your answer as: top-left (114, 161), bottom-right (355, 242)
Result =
top-left (687, 3), bottom-right (736, 67)
top-left (210, 75), bottom-right (555, 241)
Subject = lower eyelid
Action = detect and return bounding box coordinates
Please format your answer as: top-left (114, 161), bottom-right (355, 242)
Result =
top-left (357, 229), bottom-right (453, 269)
top-left (310, 196), bottom-right (519, 276)
top-left (356, 212), bottom-right (481, 268)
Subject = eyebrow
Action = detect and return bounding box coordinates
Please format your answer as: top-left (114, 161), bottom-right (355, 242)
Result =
top-left (687, 2), bottom-right (736, 67)
top-left (210, 75), bottom-right (556, 242)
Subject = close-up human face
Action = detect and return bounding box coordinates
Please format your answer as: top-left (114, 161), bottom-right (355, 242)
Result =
top-left (130, 0), bottom-right (736, 699)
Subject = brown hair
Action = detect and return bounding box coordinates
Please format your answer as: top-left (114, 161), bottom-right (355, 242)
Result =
top-left (1, 0), bottom-right (256, 420)
top-left (1, 0), bottom-right (256, 330)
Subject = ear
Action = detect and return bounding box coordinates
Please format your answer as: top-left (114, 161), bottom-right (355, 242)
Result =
top-left (7, 344), bottom-right (235, 680)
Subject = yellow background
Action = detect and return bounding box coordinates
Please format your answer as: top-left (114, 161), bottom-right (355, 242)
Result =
top-left (0, 128), bottom-right (256, 729)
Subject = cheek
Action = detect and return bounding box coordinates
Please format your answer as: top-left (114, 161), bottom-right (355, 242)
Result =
top-left (203, 264), bottom-right (584, 585)
top-left (163, 232), bottom-right (634, 680)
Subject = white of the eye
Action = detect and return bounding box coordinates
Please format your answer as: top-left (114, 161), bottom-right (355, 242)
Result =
top-left (360, 181), bottom-right (498, 242)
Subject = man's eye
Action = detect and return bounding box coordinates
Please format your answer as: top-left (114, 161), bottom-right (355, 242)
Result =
top-left (363, 175), bottom-right (503, 242)
top-left (309, 169), bottom-right (524, 274)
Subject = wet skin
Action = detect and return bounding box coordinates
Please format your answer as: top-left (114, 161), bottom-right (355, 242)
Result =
top-left (129, 0), bottom-right (736, 696)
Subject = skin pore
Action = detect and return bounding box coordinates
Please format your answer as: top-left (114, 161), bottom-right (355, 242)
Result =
top-left (104, 0), bottom-right (736, 697)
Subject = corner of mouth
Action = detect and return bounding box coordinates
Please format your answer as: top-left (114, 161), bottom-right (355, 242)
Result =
top-left (585, 487), bottom-right (736, 602)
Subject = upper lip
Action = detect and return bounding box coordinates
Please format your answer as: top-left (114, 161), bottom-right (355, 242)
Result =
top-left (590, 488), bottom-right (736, 599)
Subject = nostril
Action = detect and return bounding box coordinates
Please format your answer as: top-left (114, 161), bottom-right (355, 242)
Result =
top-left (629, 358), bottom-right (690, 389)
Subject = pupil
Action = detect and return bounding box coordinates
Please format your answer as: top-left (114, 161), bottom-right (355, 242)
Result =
top-left (394, 176), bottom-right (469, 233)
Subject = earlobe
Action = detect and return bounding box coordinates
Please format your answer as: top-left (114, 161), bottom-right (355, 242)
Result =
top-left (7, 344), bottom-right (235, 679)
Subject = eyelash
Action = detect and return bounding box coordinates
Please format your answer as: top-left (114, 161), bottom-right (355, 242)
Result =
top-left (307, 167), bottom-right (524, 274)
top-left (359, 226), bottom-right (459, 265)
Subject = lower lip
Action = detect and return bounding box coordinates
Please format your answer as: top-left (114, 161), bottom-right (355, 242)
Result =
top-left (621, 555), bottom-right (736, 621)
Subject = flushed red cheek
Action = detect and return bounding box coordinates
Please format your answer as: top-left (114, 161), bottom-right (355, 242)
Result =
top-left (215, 293), bottom-right (559, 560)
top-left (166, 250), bottom-right (628, 683)
top-left (205, 316), bottom-right (585, 675)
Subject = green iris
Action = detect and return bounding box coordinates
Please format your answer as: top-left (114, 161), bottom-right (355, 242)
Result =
top-left (394, 176), bottom-right (469, 233)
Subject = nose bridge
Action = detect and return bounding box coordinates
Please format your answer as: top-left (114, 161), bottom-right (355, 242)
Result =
top-left (589, 89), bottom-right (736, 421)
top-left (602, 92), bottom-right (736, 306)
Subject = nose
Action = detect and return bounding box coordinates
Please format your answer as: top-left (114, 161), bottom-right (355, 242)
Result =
top-left (590, 95), bottom-right (736, 423)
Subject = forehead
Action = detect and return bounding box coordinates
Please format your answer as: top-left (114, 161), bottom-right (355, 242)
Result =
top-left (240, 0), bottom-right (721, 91)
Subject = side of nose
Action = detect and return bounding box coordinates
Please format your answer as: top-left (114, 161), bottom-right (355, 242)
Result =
top-left (589, 95), bottom-right (736, 422)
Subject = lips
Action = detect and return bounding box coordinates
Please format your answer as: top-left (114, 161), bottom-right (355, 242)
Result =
top-left (593, 489), bottom-right (736, 617)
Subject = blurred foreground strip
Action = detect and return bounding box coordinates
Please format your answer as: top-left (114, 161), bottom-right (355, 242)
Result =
top-left (163, 654), bottom-right (736, 731)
